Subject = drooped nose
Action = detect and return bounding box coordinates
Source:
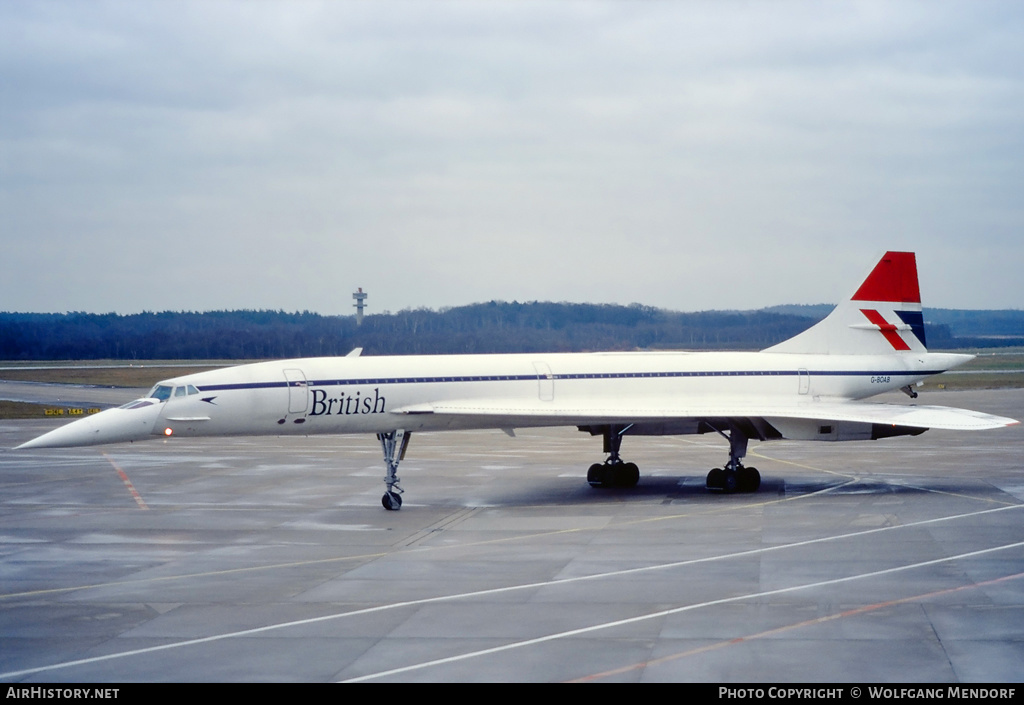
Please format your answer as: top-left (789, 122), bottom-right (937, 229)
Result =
top-left (15, 399), bottom-right (165, 449)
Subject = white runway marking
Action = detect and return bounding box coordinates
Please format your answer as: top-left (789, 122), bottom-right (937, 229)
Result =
top-left (1, 503), bottom-right (1020, 681)
top-left (344, 539), bottom-right (1024, 682)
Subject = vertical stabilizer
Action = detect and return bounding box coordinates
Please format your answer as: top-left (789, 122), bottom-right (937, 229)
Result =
top-left (764, 252), bottom-right (927, 355)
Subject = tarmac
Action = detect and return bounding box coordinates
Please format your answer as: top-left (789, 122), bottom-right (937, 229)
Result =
top-left (0, 386), bottom-right (1021, 682)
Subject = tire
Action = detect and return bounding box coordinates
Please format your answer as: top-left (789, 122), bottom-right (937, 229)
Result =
top-left (706, 467), bottom-right (724, 490)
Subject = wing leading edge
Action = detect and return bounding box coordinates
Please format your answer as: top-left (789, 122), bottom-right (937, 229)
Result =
top-left (400, 397), bottom-right (1018, 432)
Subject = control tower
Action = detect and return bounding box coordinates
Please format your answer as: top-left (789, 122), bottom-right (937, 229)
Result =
top-left (352, 288), bottom-right (368, 325)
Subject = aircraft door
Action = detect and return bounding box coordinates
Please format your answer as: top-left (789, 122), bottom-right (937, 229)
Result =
top-left (284, 368), bottom-right (309, 414)
top-left (532, 361), bottom-right (555, 401)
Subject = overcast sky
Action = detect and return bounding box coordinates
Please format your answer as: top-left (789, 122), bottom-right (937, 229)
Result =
top-left (2, 1), bottom-right (1022, 315)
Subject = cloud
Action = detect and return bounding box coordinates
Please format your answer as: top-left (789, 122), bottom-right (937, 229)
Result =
top-left (2, 1), bottom-right (1022, 314)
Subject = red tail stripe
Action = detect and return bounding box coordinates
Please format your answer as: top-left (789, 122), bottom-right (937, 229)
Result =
top-left (852, 251), bottom-right (921, 304)
top-left (860, 309), bottom-right (912, 351)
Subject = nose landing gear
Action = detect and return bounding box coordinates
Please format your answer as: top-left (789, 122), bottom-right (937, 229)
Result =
top-left (378, 429), bottom-right (410, 510)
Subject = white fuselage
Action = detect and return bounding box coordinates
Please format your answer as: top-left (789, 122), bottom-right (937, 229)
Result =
top-left (152, 350), bottom-right (967, 438)
top-left (14, 348), bottom-right (976, 450)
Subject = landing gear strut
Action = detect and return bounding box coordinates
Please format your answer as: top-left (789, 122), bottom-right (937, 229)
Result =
top-left (705, 421), bottom-right (760, 493)
top-left (587, 424), bottom-right (640, 489)
top-left (378, 429), bottom-right (410, 510)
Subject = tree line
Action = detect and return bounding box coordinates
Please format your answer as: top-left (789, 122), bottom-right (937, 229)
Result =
top-left (0, 301), bottom-right (1017, 360)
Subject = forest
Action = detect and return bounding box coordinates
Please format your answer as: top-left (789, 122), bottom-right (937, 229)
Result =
top-left (1, 302), bottom-right (1020, 360)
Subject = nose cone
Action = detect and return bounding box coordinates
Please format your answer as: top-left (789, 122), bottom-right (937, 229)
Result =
top-left (15, 400), bottom-right (164, 449)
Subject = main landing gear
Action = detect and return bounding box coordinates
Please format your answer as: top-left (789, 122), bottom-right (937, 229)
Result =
top-left (704, 421), bottom-right (760, 493)
top-left (378, 429), bottom-right (410, 510)
top-left (582, 422), bottom-right (764, 494)
top-left (587, 424), bottom-right (641, 489)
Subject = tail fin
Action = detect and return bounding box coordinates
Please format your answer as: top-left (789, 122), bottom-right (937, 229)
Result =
top-left (765, 251), bottom-right (927, 355)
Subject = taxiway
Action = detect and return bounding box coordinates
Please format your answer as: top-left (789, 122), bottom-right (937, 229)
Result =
top-left (1, 388), bottom-right (1021, 682)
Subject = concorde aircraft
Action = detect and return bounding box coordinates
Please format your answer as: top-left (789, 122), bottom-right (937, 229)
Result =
top-left (16, 252), bottom-right (1018, 510)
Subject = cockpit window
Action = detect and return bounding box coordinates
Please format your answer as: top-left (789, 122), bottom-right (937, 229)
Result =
top-left (148, 384), bottom-right (173, 401)
top-left (174, 386), bottom-right (187, 397)
top-left (187, 385), bottom-right (199, 395)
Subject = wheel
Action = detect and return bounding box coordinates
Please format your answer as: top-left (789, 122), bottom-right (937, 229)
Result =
top-left (382, 491), bottom-right (403, 510)
top-left (619, 462), bottom-right (640, 488)
top-left (587, 463), bottom-right (607, 488)
top-left (740, 466), bottom-right (760, 492)
top-left (722, 470), bottom-right (739, 493)
top-left (706, 467), bottom-right (724, 490)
